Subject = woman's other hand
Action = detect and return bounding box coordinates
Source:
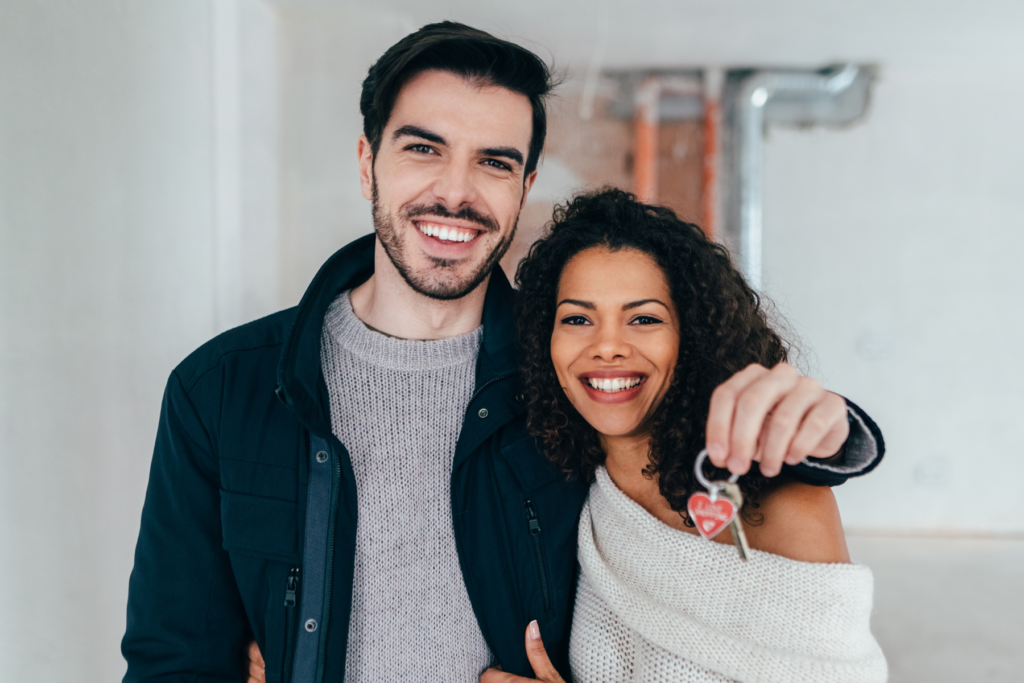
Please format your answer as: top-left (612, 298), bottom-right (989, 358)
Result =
top-left (480, 620), bottom-right (566, 683)
top-left (706, 362), bottom-right (850, 477)
top-left (247, 640), bottom-right (265, 683)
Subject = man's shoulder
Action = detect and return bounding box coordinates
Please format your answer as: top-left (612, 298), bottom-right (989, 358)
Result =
top-left (174, 307), bottom-right (298, 392)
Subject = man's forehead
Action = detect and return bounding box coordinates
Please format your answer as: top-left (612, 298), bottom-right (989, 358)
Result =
top-left (384, 70), bottom-right (533, 148)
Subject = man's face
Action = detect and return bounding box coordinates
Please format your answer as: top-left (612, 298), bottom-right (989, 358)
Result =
top-left (358, 69), bottom-right (537, 300)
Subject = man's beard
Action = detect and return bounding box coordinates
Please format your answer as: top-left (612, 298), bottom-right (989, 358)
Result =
top-left (371, 181), bottom-right (518, 301)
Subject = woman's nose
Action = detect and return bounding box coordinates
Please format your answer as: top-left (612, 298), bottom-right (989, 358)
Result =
top-left (589, 325), bottom-right (631, 361)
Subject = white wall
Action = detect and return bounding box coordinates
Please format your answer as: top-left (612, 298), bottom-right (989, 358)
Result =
top-left (762, 64), bottom-right (1024, 532)
top-left (0, 1), bottom-right (277, 680)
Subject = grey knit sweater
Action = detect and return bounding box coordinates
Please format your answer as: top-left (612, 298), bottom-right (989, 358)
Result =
top-left (320, 292), bottom-right (492, 682)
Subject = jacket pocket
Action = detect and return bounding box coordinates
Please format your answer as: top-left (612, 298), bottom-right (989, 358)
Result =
top-left (220, 490), bottom-right (300, 563)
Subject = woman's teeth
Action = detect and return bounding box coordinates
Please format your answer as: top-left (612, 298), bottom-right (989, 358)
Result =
top-left (586, 377), bottom-right (642, 393)
top-left (417, 222), bottom-right (477, 243)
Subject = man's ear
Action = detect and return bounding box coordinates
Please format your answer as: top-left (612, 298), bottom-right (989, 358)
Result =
top-left (357, 135), bottom-right (375, 201)
top-left (521, 169), bottom-right (538, 207)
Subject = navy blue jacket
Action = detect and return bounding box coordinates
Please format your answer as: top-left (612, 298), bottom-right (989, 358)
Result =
top-left (122, 234), bottom-right (883, 682)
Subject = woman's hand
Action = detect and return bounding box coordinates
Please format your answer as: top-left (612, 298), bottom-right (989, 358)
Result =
top-left (247, 640), bottom-right (265, 683)
top-left (480, 620), bottom-right (566, 683)
top-left (706, 362), bottom-right (850, 477)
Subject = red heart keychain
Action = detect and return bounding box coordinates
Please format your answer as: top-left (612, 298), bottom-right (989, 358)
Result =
top-left (686, 492), bottom-right (737, 540)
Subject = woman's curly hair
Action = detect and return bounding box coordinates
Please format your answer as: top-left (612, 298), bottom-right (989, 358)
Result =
top-left (514, 188), bottom-right (789, 522)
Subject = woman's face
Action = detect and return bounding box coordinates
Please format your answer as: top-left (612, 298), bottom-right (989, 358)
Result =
top-left (550, 246), bottom-right (681, 439)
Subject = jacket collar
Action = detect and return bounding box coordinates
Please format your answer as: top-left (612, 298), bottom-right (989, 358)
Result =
top-left (276, 234), bottom-right (520, 434)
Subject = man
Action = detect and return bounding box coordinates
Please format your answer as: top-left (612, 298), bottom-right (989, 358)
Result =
top-left (122, 22), bottom-right (883, 683)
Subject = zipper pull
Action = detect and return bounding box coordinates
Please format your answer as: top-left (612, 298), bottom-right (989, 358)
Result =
top-left (284, 567), bottom-right (300, 607)
top-left (524, 499), bottom-right (542, 535)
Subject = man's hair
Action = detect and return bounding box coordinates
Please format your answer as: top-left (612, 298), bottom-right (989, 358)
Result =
top-left (360, 21), bottom-right (553, 176)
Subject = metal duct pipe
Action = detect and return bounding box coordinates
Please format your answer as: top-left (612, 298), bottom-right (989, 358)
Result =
top-left (734, 65), bottom-right (860, 290)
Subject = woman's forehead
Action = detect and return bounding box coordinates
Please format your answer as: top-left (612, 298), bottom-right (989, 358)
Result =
top-left (557, 246), bottom-right (670, 299)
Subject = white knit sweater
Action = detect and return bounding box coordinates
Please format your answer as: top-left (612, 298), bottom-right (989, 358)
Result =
top-left (570, 467), bottom-right (887, 683)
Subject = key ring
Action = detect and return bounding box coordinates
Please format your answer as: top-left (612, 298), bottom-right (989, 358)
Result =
top-left (693, 449), bottom-right (739, 501)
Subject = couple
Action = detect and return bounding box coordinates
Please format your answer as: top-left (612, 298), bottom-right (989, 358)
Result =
top-left (122, 21), bottom-right (885, 683)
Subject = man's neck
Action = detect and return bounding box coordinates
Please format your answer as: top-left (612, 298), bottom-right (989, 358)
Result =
top-left (348, 238), bottom-right (489, 340)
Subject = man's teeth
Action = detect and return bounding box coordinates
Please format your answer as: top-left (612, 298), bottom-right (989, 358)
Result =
top-left (417, 222), bottom-right (478, 243)
top-left (587, 377), bottom-right (642, 393)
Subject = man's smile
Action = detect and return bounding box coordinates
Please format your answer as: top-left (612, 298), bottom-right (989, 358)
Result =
top-left (415, 220), bottom-right (482, 244)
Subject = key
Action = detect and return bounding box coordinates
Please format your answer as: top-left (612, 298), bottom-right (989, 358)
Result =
top-left (722, 482), bottom-right (750, 562)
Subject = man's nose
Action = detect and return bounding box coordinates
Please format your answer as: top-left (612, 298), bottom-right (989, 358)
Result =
top-left (431, 159), bottom-right (479, 211)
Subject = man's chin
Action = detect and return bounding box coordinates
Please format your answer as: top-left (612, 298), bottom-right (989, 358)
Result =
top-left (404, 271), bottom-right (489, 301)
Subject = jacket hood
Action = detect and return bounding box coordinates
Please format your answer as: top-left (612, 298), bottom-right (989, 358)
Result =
top-left (275, 233), bottom-right (521, 435)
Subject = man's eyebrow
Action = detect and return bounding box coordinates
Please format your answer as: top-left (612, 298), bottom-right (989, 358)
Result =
top-left (557, 299), bottom-right (595, 310)
top-left (623, 299), bottom-right (670, 311)
top-left (480, 146), bottom-right (524, 166)
top-left (392, 125), bottom-right (446, 145)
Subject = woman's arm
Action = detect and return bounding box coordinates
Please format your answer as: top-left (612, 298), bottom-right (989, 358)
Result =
top-left (742, 479), bottom-right (851, 564)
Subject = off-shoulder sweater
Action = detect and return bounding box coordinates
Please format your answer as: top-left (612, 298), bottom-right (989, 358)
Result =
top-left (570, 467), bottom-right (887, 683)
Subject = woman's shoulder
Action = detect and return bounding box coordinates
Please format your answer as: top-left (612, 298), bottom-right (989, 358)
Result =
top-left (743, 477), bottom-right (851, 564)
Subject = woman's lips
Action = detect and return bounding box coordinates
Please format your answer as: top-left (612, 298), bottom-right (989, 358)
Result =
top-left (578, 374), bottom-right (646, 405)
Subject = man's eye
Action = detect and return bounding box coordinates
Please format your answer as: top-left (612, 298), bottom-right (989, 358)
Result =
top-left (630, 315), bottom-right (663, 325)
top-left (408, 144), bottom-right (436, 154)
top-left (560, 315), bottom-right (590, 326)
top-left (483, 159), bottom-right (512, 171)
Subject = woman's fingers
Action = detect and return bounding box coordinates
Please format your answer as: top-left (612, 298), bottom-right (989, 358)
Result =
top-left (247, 640), bottom-right (266, 683)
top-left (788, 391), bottom-right (849, 461)
top-left (707, 364), bottom-right (849, 477)
top-left (705, 364), bottom-right (769, 468)
top-left (480, 666), bottom-right (527, 682)
top-left (756, 376), bottom-right (826, 476)
top-left (524, 620), bottom-right (565, 682)
top-left (478, 621), bottom-right (565, 683)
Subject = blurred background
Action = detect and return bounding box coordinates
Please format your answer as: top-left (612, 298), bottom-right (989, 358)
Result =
top-left (1, 0), bottom-right (1022, 681)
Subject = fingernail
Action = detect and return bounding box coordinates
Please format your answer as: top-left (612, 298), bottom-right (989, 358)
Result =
top-left (707, 443), bottom-right (724, 463)
top-left (528, 620), bottom-right (541, 641)
top-left (726, 457), bottom-right (745, 473)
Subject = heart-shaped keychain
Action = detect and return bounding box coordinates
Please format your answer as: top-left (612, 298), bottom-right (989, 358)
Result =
top-left (686, 492), bottom-right (737, 540)
top-left (688, 449), bottom-right (750, 560)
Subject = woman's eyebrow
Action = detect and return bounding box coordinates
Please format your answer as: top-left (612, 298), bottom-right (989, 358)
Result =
top-left (556, 299), bottom-right (595, 310)
top-left (623, 299), bottom-right (670, 311)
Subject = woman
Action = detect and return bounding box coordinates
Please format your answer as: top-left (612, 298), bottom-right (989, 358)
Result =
top-left (489, 188), bottom-right (886, 683)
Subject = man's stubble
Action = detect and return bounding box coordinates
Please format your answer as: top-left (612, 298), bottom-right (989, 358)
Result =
top-left (371, 176), bottom-right (519, 301)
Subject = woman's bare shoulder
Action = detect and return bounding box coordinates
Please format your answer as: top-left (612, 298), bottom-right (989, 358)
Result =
top-left (743, 478), bottom-right (851, 564)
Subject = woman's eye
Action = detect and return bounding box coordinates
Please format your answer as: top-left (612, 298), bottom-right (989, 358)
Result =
top-left (560, 315), bottom-right (591, 326)
top-left (630, 315), bottom-right (663, 325)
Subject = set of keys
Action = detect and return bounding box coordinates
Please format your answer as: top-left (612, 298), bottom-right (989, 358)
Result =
top-left (686, 449), bottom-right (751, 561)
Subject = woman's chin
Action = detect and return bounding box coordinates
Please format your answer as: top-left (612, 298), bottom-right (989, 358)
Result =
top-left (585, 415), bottom-right (648, 441)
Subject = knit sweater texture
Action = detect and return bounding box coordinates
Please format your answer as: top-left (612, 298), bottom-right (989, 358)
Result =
top-left (571, 466), bottom-right (887, 683)
top-left (320, 292), bottom-right (491, 681)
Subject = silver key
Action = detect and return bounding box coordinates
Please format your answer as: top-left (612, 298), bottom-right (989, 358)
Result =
top-left (721, 482), bottom-right (750, 562)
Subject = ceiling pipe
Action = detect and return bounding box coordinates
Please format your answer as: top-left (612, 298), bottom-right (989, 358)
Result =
top-left (734, 65), bottom-right (860, 290)
top-left (633, 76), bottom-right (661, 203)
top-left (701, 68), bottom-right (724, 239)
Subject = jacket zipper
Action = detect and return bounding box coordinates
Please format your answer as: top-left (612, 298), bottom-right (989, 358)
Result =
top-left (314, 451), bottom-right (342, 683)
top-left (283, 567), bottom-right (300, 683)
top-left (523, 499), bottom-right (551, 612)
